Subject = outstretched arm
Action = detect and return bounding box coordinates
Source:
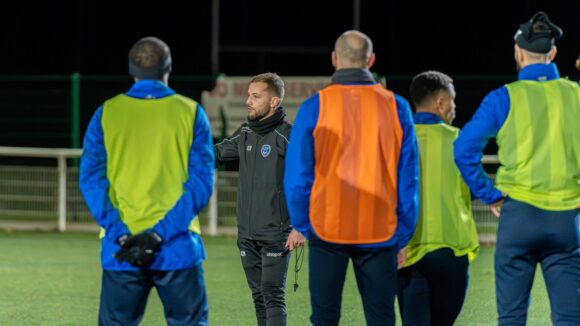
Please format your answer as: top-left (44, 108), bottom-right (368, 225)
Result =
top-left (214, 126), bottom-right (243, 166)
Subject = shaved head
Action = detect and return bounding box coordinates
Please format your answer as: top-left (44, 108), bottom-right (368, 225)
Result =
top-left (334, 30), bottom-right (373, 68)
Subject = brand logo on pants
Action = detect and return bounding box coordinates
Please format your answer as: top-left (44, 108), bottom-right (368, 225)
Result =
top-left (266, 252), bottom-right (282, 257)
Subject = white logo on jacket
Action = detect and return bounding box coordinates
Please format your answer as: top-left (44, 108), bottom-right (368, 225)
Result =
top-left (261, 144), bottom-right (271, 158)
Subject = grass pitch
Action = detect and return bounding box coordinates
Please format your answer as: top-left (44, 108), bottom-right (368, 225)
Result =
top-left (0, 232), bottom-right (551, 325)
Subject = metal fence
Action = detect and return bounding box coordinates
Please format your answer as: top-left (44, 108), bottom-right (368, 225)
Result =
top-left (0, 146), bottom-right (500, 243)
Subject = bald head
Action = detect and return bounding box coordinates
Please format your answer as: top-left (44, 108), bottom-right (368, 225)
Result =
top-left (333, 30), bottom-right (374, 69)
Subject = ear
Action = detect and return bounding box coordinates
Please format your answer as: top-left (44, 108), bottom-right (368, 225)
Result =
top-left (514, 44), bottom-right (523, 63)
top-left (271, 96), bottom-right (280, 109)
top-left (435, 96), bottom-right (445, 114)
top-left (367, 53), bottom-right (376, 69)
top-left (331, 51), bottom-right (338, 68)
top-left (548, 46), bottom-right (557, 62)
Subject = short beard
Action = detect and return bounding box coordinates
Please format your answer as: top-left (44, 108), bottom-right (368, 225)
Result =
top-left (248, 114), bottom-right (266, 121)
top-left (248, 107), bottom-right (273, 121)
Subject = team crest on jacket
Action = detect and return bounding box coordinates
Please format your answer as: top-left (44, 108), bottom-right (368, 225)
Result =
top-left (261, 144), bottom-right (271, 158)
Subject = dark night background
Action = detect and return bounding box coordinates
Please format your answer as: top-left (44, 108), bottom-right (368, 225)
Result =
top-left (0, 0), bottom-right (578, 149)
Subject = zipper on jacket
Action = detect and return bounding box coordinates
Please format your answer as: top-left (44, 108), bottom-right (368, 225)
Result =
top-left (278, 189), bottom-right (285, 229)
top-left (247, 136), bottom-right (258, 239)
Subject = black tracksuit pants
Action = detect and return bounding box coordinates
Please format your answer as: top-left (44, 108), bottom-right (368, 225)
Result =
top-left (238, 238), bottom-right (291, 326)
top-left (397, 247), bottom-right (469, 326)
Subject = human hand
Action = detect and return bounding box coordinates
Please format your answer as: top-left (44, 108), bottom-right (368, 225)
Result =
top-left (116, 234), bottom-right (129, 247)
top-left (284, 229), bottom-right (306, 251)
top-left (114, 231), bottom-right (162, 268)
top-left (490, 194), bottom-right (507, 218)
top-left (397, 248), bottom-right (407, 270)
top-left (115, 245), bottom-right (158, 267)
top-left (125, 231), bottom-right (162, 251)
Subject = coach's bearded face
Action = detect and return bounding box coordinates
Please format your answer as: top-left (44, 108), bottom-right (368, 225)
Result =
top-left (246, 82), bottom-right (276, 121)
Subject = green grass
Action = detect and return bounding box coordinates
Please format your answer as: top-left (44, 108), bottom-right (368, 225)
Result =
top-left (0, 232), bottom-right (551, 325)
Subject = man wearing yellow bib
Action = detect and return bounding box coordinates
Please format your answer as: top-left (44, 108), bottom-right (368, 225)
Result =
top-left (454, 12), bottom-right (580, 325)
top-left (80, 37), bottom-right (214, 325)
top-left (397, 71), bottom-right (479, 326)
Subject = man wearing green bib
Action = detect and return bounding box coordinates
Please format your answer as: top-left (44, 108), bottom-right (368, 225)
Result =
top-left (80, 37), bottom-right (214, 325)
top-left (454, 12), bottom-right (580, 325)
top-left (397, 71), bottom-right (479, 326)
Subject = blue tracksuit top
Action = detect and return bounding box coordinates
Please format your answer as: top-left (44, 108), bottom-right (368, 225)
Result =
top-left (80, 80), bottom-right (214, 270)
top-left (284, 76), bottom-right (419, 250)
top-left (453, 63), bottom-right (563, 205)
top-left (414, 112), bottom-right (444, 125)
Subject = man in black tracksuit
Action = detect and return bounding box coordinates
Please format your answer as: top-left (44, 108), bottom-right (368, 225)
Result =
top-left (215, 73), bottom-right (305, 326)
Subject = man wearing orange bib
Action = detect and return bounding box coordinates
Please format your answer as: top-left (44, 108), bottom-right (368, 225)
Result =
top-left (284, 30), bottom-right (419, 326)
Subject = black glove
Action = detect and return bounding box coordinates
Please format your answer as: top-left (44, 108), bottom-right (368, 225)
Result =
top-left (117, 234), bottom-right (129, 247)
top-left (114, 231), bottom-right (162, 268)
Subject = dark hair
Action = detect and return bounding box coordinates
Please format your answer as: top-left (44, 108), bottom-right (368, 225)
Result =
top-left (409, 71), bottom-right (454, 107)
top-left (129, 37), bottom-right (171, 79)
top-left (250, 72), bottom-right (285, 102)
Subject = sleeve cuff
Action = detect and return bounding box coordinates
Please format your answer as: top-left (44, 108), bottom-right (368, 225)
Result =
top-left (152, 223), bottom-right (168, 242)
top-left (483, 189), bottom-right (505, 205)
top-left (294, 225), bottom-right (311, 239)
top-left (106, 221), bottom-right (130, 242)
top-left (396, 239), bottom-right (408, 252)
